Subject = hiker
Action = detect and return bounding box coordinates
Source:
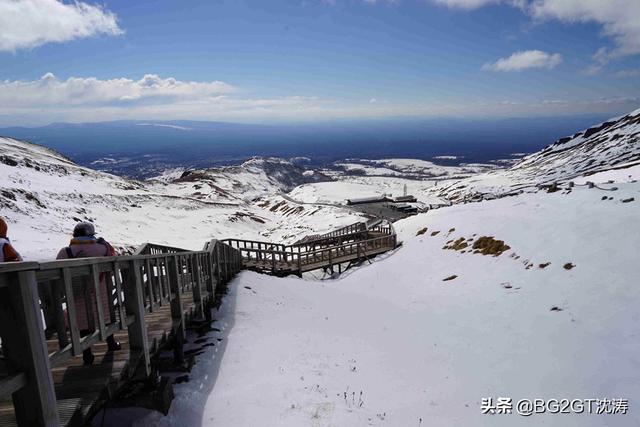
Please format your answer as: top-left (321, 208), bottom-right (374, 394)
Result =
top-left (56, 222), bottom-right (121, 365)
top-left (0, 217), bottom-right (23, 262)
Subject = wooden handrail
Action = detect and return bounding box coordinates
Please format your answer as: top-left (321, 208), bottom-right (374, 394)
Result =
top-left (0, 239), bottom-right (243, 427)
top-left (0, 221), bottom-right (394, 426)
top-left (233, 220), bottom-right (398, 276)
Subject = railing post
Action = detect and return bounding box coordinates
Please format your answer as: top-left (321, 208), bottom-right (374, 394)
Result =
top-left (51, 279), bottom-right (68, 349)
top-left (271, 248), bottom-right (276, 272)
top-left (205, 252), bottom-right (215, 296)
top-left (144, 259), bottom-right (155, 312)
top-left (168, 255), bottom-right (185, 363)
top-left (222, 246), bottom-right (228, 281)
top-left (215, 243), bottom-right (222, 288)
top-left (203, 253), bottom-right (213, 322)
top-left (122, 259), bottom-right (151, 377)
top-left (0, 269), bottom-right (59, 426)
top-left (192, 255), bottom-right (203, 319)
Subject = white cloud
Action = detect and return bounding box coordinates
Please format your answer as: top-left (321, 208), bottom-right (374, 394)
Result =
top-left (432, 0), bottom-right (524, 10)
top-left (432, 0), bottom-right (640, 70)
top-left (530, 0), bottom-right (640, 60)
top-left (0, 73), bottom-right (234, 106)
top-left (0, 0), bottom-right (123, 52)
top-left (369, 98), bottom-right (378, 104)
top-left (0, 73), bottom-right (636, 126)
top-left (0, 73), bottom-right (334, 124)
top-left (615, 69), bottom-right (640, 78)
top-left (482, 50), bottom-right (562, 71)
top-left (542, 96), bottom-right (640, 106)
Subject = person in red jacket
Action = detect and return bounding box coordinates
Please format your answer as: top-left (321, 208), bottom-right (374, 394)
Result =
top-left (0, 217), bottom-right (22, 262)
top-left (56, 222), bottom-right (121, 365)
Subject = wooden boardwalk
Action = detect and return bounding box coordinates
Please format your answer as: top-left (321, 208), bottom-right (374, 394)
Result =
top-left (0, 241), bottom-right (242, 427)
top-left (224, 219), bottom-right (398, 276)
top-left (0, 221), bottom-right (398, 426)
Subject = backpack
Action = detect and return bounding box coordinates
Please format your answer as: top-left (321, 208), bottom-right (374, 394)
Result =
top-left (98, 238), bottom-right (117, 257)
top-left (65, 237), bottom-right (116, 259)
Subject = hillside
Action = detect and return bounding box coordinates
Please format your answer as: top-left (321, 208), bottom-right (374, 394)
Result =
top-left (430, 108), bottom-right (640, 202)
top-left (127, 110), bottom-right (640, 427)
top-left (2, 109), bottom-right (639, 427)
top-left (140, 165), bottom-right (640, 427)
top-left (0, 137), bottom-right (362, 260)
top-left (154, 157), bottom-right (329, 203)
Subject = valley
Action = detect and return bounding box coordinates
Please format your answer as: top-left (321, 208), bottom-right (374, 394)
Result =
top-left (1, 108), bottom-right (639, 427)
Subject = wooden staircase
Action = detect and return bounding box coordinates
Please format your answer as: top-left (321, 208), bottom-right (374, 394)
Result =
top-left (0, 222), bottom-right (398, 426)
top-left (224, 220), bottom-right (398, 276)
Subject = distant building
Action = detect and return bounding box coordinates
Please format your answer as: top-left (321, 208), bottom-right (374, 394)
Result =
top-left (388, 203), bottom-right (418, 214)
top-left (392, 195), bottom-right (417, 203)
top-left (345, 196), bottom-right (390, 205)
top-left (346, 194), bottom-right (418, 205)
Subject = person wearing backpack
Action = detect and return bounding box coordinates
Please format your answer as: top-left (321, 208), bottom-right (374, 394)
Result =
top-left (0, 217), bottom-right (23, 262)
top-left (56, 222), bottom-right (121, 365)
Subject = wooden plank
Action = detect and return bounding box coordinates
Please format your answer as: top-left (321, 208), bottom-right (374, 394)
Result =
top-left (192, 256), bottom-right (203, 318)
top-left (0, 374), bottom-right (26, 401)
top-left (112, 263), bottom-right (126, 330)
top-left (90, 264), bottom-right (106, 341)
top-left (145, 259), bottom-right (155, 312)
top-left (168, 255), bottom-right (185, 349)
top-left (62, 268), bottom-right (81, 357)
top-left (122, 260), bottom-right (151, 378)
top-left (51, 279), bottom-right (69, 350)
top-left (3, 270), bottom-right (60, 426)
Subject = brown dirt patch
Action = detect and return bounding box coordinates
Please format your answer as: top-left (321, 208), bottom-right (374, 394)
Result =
top-left (472, 236), bottom-right (511, 256)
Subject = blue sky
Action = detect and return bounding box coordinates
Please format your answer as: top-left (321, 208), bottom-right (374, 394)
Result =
top-left (0, 0), bottom-right (639, 125)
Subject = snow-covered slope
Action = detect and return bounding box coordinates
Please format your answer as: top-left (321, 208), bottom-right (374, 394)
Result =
top-left (153, 157), bottom-right (329, 203)
top-left (0, 137), bottom-right (362, 260)
top-left (289, 178), bottom-right (447, 206)
top-left (129, 110), bottom-right (640, 427)
top-left (330, 159), bottom-right (497, 179)
top-left (141, 171), bottom-right (640, 427)
top-left (431, 108), bottom-right (640, 202)
top-left (3, 108), bottom-right (640, 427)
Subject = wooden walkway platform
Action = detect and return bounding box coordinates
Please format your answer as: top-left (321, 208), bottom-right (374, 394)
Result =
top-left (0, 221), bottom-right (398, 426)
top-left (224, 219), bottom-right (398, 276)
top-left (0, 241), bottom-right (242, 427)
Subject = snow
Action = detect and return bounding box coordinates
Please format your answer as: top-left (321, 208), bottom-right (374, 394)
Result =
top-left (573, 163), bottom-right (640, 185)
top-left (433, 155), bottom-right (460, 160)
top-left (138, 177), bottom-right (640, 427)
top-left (334, 162), bottom-right (403, 176)
top-left (0, 137), bottom-right (363, 260)
top-left (369, 158), bottom-right (495, 177)
top-left (3, 106), bottom-right (640, 426)
top-left (289, 179), bottom-right (446, 206)
top-left (429, 109), bottom-right (640, 202)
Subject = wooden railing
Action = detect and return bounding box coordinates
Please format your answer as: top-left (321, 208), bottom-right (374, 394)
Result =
top-left (0, 223), bottom-right (395, 426)
top-left (0, 239), bottom-right (242, 426)
top-left (224, 220), bottom-right (397, 275)
top-left (296, 234), bottom-right (397, 270)
top-left (292, 221), bottom-right (367, 246)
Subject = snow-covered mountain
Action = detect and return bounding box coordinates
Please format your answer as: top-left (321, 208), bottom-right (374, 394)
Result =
top-left (329, 159), bottom-right (499, 179)
top-left (3, 108), bottom-right (639, 262)
top-left (153, 157), bottom-right (329, 203)
top-left (135, 113), bottom-right (640, 427)
top-left (0, 137), bottom-right (362, 260)
top-left (431, 108), bottom-right (640, 202)
top-left (2, 109), bottom-right (640, 427)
